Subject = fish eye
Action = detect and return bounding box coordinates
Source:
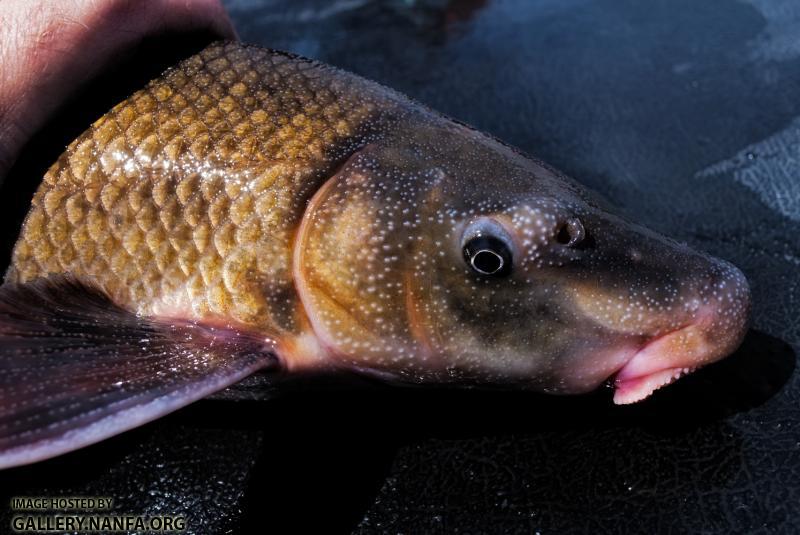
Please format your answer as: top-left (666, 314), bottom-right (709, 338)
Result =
top-left (462, 219), bottom-right (514, 277)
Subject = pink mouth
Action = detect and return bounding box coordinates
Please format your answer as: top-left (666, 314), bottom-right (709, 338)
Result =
top-left (612, 323), bottom-right (706, 405)
top-left (613, 364), bottom-right (696, 404)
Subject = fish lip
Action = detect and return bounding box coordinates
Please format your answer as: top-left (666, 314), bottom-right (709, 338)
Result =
top-left (610, 323), bottom-right (698, 405)
top-left (616, 323), bottom-right (691, 377)
top-left (612, 366), bottom-right (695, 405)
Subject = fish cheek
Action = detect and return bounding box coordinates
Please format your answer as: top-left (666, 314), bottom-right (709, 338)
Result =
top-left (408, 231), bottom-right (565, 383)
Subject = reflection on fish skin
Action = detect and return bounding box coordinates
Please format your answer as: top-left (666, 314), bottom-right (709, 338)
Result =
top-left (0, 41), bottom-right (750, 467)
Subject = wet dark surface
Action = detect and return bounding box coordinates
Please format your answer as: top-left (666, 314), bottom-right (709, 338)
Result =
top-left (2, 0), bottom-right (800, 533)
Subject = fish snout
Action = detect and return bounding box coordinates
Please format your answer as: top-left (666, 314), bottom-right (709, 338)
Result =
top-left (612, 257), bottom-right (751, 404)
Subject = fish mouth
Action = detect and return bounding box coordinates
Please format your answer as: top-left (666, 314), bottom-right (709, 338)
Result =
top-left (612, 325), bottom-right (701, 404)
top-left (612, 329), bottom-right (698, 405)
top-left (611, 301), bottom-right (747, 404)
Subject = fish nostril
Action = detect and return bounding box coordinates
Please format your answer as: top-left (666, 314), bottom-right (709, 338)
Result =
top-left (556, 217), bottom-right (585, 247)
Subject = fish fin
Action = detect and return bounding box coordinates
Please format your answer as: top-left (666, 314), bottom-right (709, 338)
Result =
top-left (0, 277), bottom-right (279, 469)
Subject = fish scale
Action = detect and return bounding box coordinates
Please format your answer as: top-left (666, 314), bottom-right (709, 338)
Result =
top-left (8, 42), bottom-right (393, 331)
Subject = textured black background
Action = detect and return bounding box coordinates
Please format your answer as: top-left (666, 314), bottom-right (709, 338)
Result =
top-left (2, 0), bottom-right (800, 533)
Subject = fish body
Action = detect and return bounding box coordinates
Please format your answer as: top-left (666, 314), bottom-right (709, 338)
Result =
top-left (0, 42), bottom-right (750, 468)
top-left (7, 44), bottom-right (392, 353)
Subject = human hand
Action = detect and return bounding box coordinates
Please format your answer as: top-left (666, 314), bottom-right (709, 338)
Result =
top-left (0, 0), bottom-right (235, 181)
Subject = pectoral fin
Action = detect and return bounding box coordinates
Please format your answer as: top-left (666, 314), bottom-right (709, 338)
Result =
top-left (0, 277), bottom-right (278, 469)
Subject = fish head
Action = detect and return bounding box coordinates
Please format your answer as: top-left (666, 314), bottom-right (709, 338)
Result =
top-left (294, 119), bottom-right (751, 403)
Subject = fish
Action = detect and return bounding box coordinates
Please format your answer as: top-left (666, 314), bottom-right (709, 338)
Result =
top-left (0, 41), bottom-right (750, 468)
